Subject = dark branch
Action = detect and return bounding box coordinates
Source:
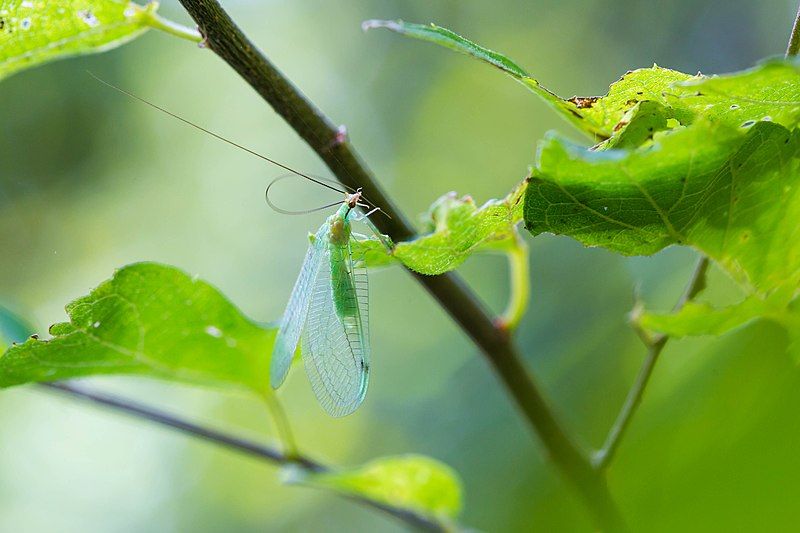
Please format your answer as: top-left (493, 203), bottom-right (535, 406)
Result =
top-left (39, 381), bottom-right (443, 532)
top-left (787, 2), bottom-right (800, 57)
top-left (169, 1), bottom-right (624, 528)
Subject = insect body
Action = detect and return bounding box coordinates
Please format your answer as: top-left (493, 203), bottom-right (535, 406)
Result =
top-left (271, 192), bottom-right (371, 417)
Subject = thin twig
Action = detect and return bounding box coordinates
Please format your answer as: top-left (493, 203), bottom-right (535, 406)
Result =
top-left (174, 0), bottom-right (624, 529)
top-left (39, 381), bottom-right (443, 532)
top-left (593, 256), bottom-right (709, 469)
top-left (786, 2), bottom-right (800, 57)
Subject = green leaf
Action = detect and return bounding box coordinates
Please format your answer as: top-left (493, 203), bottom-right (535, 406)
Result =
top-left (641, 297), bottom-right (780, 338)
top-left (353, 181), bottom-right (526, 275)
top-left (0, 304), bottom-right (33, 348)
top-left (556, 65), bottom-right (692, 139)
top-left (668, 59), bottom-right (800, 131)
top-left (363, 19), bottom-right (528, 78)
top-left (369, 20), bottom-right (800, 336)
top-left (363, 19), bottom-right (584, 135)
top-left (0, 0), bottom-right (200, 81)
top-left (600, 100), bottom-right (672, 150)
top-left (293, 454), bottom-right (462, 524)
top-left (0, 262), bottom-right (275, 394)
top-left (367, 21), bottom-right (800, 142)
top-left (525, 120), bottom-right (800, 294)
top-left (365, 19), bottom-right (695, 139)
top-left (640, 294), bottom-right (800, 362)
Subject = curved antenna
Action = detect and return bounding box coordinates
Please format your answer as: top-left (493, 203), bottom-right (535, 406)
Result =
top-left (265, 175), bottom-right (343, 215)
top-left (88, 71), bottom-right (343, 196)
top-left (304, 173), bottom-right (356, 194)
top-left (90, 72), bottom-right (390, 219)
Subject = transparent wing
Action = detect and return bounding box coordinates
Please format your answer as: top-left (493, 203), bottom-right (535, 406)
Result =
top-left (302, 240), bottom-right (370, 417)
top-left (270, 225), bottom-right (328, 389)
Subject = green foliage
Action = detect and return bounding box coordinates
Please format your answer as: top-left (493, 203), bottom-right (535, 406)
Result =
top-left (363, 19), bottom-right (528, 79)
top-left (600, 100), bottom-right (671, 150)
top-left (293, 454), bottom-right (462, 525)
top-left (641, 297), bottom-right (776, 337)
top-left (364, 19), bottom-right (584, 135)
top-left (674, 59), bottom-right (800, 130)
top-left (641, 295), bottom-right (800, 361)
top-left (527, 121), bottom-right (800, 293)
top-left (367, 21), bottom-right (800, 138)
top-left (372, 19), bottom-right (800, 356)
top-left (365, 20), bottom-right (695, 139)
top-left (0, 0), bottom-right (199, 81)
top-left (353, 182), bottom-right (525, 275)
top-left (0, 263), bottom-right (276, 394)
top-left (4, 10), bottom-right (800, 529)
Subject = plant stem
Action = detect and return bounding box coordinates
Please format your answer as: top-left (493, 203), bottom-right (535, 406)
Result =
top-left (263, 392), bottom-right (298, 457)
top-left (39, 381), bottom-right (443, 532)
top-left (786, 3), bottom-right (800, 57)
top-left (146, 13), bottom-right (204, 43)
top-left (593, 256), bottom-right (709, 469)
top-left (168, 0), bottom-right (623, 528)
top-left (497, 233), bottom-right (530, 331)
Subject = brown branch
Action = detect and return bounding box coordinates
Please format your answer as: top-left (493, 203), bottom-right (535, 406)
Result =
top-left (171, 1), bottom-right (624, 529)
top-left (39, 381), bottom-right (443, 532)
top-left (786, 2), bottom-right (800, 57)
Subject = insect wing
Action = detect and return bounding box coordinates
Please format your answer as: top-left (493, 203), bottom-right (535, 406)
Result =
top-left (271, 225), bottom-right (328, 389)
top-left (302, 240), bottom-right (370, 417)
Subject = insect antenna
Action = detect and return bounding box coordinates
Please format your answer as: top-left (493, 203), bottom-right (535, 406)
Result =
top-left (265, 175), bottom-right (343, 215)
top-left (88, 71), bottom-right (345, 196)
top-left (90, 72), bottom-right (391, 220)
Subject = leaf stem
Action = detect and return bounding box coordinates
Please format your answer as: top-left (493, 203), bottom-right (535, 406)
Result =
top-left (145, 12), bottom-right (203, 44)
top-left (162, 0), bottom-right (623, 528)
top-left (593, 256), bottom-right (709, 469)
top-left (497, 233), bottom-right (530, 331)
top-left (263, 392), bottom-right (299, 458)
top-left (38, 381), bottom-right (443, 532)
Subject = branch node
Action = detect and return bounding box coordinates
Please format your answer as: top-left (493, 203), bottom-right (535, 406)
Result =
top-left (197, 26), bottom-right (209, 48)
top-left (628, 300), bottom-right (654, 347)
top-left (323, 124), bottom-right (349, 153)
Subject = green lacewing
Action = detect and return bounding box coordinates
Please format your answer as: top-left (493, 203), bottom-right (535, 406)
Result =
top-left (93, 74), bottom-right (386, 417)
top-left (271, 191), bottom-right (378, 417)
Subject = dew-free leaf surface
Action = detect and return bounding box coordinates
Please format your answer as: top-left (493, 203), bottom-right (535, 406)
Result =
top-left (353, 182), bottom-right (526, 275)
top-left (0, 263), bottom-right (276, 393)
top-left (641, 294), bottom-right (800, 362)
top-left (293, 454), bottom-right (462, 525)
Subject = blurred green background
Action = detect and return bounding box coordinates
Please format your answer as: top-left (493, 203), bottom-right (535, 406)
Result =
top-left (1, 0), bottom-right (799, 531)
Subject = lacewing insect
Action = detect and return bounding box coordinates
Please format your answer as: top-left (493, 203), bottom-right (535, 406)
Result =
top-left (93, 74), bottom-right (387, 417)
top-left (271, 191), bottom-right (380, 417)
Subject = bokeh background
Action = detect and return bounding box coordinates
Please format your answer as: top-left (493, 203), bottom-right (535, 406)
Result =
top-left (1, 0), bottom-right (799, 531)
